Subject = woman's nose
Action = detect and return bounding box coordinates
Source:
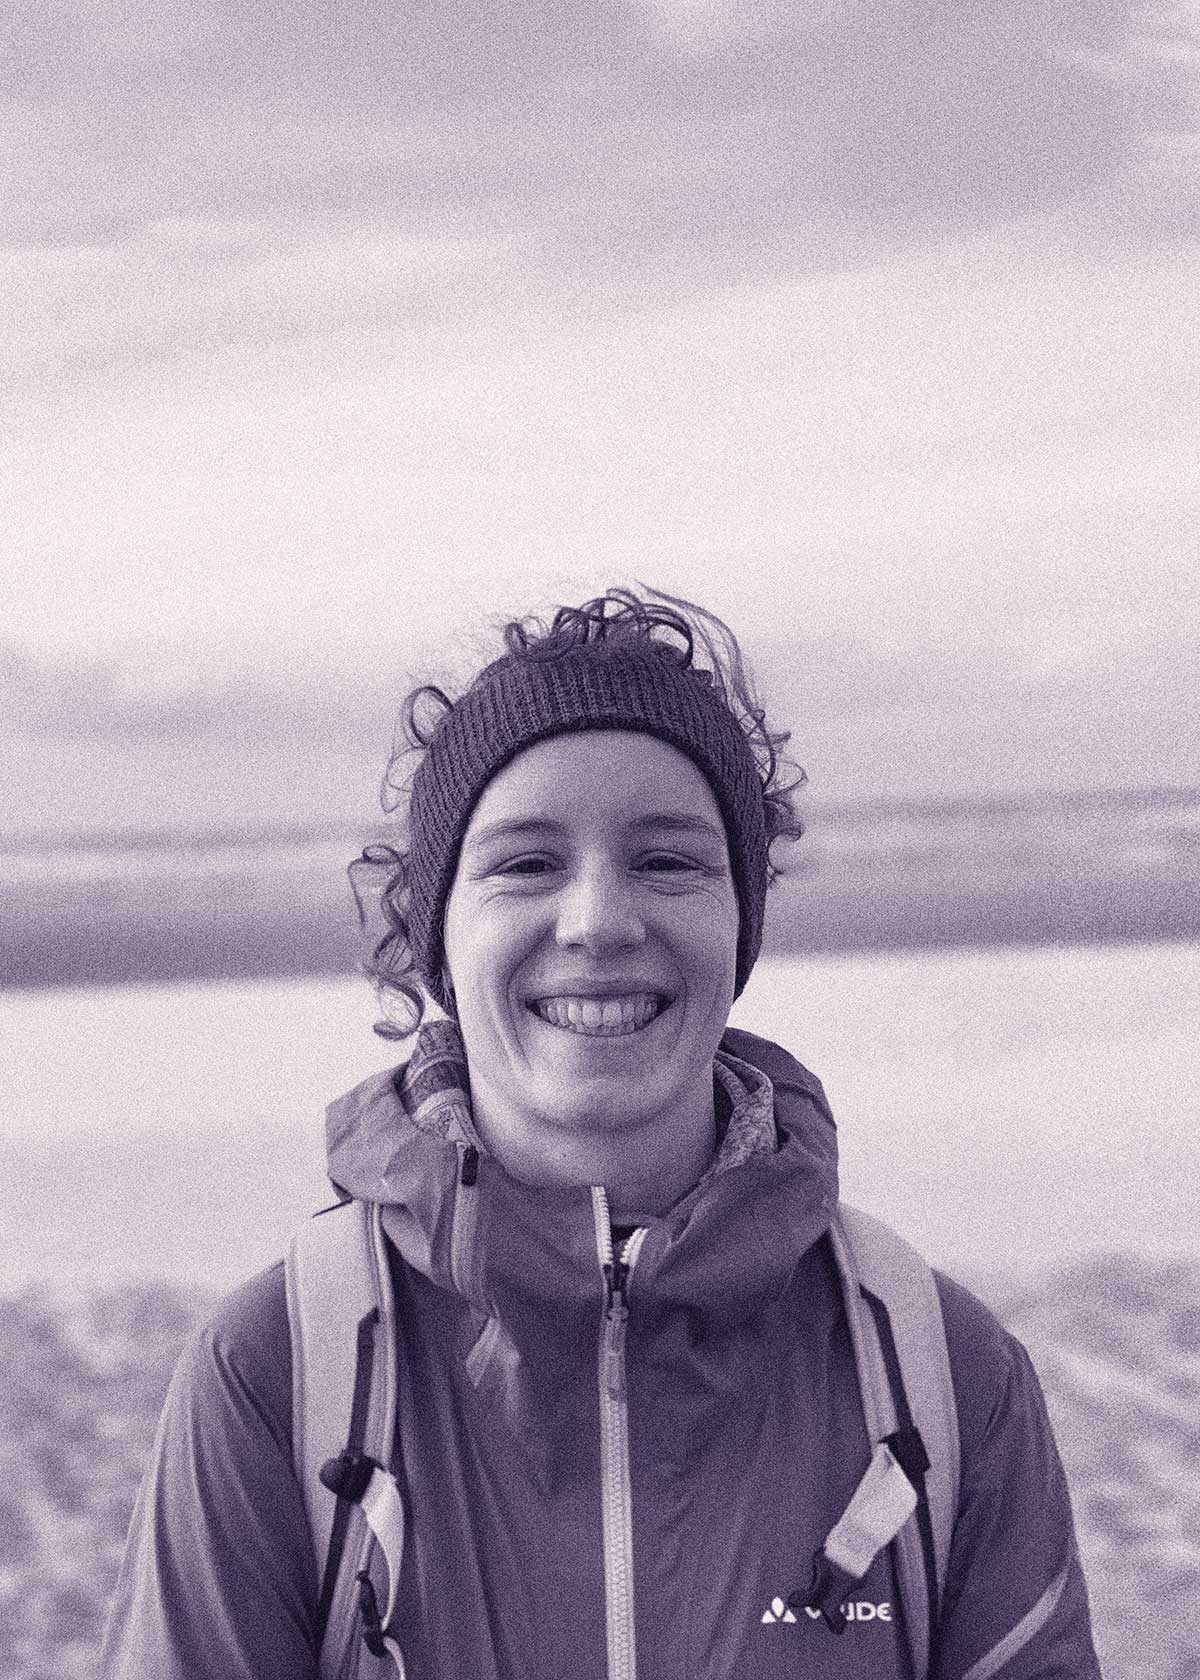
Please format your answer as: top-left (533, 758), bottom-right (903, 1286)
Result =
top-left (554, 866), bottom-right (646, 954)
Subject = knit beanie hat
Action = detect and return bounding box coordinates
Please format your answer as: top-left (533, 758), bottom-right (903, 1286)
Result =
top-left (407, 639), bottom-right (769, 1005)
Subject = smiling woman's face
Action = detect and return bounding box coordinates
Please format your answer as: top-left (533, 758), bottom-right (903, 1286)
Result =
top-left (441, 729), bottom-right (740, 1179)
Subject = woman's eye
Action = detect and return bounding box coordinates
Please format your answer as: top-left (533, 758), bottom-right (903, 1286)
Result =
top-left (496, 855), bottom-right (554, 876)
top-left (640, 852), bottom-right (697, 873)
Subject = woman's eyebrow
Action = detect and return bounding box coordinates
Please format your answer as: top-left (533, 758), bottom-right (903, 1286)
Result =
top-left (466, 812), bottom-right (725, 846)
top-left (627, 812), bottom-right (726, 841)
top-left (465, 817), bottom-right (564, 848)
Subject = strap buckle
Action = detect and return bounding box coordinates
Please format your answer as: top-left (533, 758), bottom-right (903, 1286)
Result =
top-left (356, 1570), bottom-right (388, 1659)
top-left (794, 1552), bottom-right (858, 1635)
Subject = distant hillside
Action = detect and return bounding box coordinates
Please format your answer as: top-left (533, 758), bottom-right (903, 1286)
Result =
top-left (764, 784), bottom-right (1200, 957)
top-left (4, 785), bottom-right (1199, 987)
top-left (1, 1254), bottom-right (1196, 1677)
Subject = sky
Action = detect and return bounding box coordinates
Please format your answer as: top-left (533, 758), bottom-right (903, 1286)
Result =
top-left (3, 0), bottom-right (1199, 835)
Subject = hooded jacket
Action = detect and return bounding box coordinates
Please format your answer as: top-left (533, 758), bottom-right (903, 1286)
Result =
top-left (102, 1028), bottom-right (1100, 1680)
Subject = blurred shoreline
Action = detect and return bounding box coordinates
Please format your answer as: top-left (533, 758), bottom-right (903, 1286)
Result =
top-left (3, 783), bottom-right (1198, 989)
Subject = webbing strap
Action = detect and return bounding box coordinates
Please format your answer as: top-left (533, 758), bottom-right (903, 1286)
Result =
top-left (803, 1441), bottom-right (920, 1633)
top-left (377, 1632), bottom-right (407, 1676)
top-left (838, 1206), bottom-right (960, 1594)
top-left (286, 1200), bottom-right (402, 1680)
top-left (344, 1465), bottom-right (409, 1678)
top-left (316, 1312), bottom-right (380, 1630)
top-left (829, 1206), bottom-right (961, 1679)
top-left (359, 1467), bottom-right (406, 1633)
top-left (869, 1298), bottom-right (943, 1668)
top-left (823, 1442), bottom-right (918, 1578)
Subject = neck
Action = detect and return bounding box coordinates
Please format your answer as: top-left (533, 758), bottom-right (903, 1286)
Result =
top-left (468, 1083), bottom-right (718, 1217)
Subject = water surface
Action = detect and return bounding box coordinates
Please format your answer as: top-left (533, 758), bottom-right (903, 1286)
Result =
top-left (2, 940), bottom-right (1195, 1288)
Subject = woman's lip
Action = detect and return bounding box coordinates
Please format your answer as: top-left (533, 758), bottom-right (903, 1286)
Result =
top-left (524, 981), bottom-right (672, 994)
top-left (527, 991), bottom-right (669, 1034)
top-left (525, 985), bottom-right (671, 1003)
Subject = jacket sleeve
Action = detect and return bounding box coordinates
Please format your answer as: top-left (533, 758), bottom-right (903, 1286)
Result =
top-left (100, 1263), bottom-right (320, 1680)
top-left (933, 1274), bottom-right (1101, 1680)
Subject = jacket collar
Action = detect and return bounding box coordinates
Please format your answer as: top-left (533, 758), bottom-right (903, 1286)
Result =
top-left (383, 1017), bottom-right (781, 1188)
top-left (325, 1020), bottom-right (839, 1332)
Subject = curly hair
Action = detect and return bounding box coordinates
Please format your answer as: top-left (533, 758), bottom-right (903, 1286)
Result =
top-left (350, 585), bottom-right (805, 1038)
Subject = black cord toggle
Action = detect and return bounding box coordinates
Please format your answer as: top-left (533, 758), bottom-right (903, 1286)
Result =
top-left (319, 1450), bottom-right (380, 1503)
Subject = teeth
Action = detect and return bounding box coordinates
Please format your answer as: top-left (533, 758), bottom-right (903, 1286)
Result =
top-left (533, 993), bottom-right (662, 1036)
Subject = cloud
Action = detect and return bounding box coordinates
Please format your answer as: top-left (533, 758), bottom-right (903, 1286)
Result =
top-left (6, 1), bottom-right (1197, 378)
top-left (638, 0), bottom-right (742, 57)
top-left (8, 2), bottom-right (1189, 237)
top-left (6, 613), bottom-right (1196, 806)
top-left (2, 219), bottom-right (498, 380)
top-left (0, 639), bottom-right (358, 741)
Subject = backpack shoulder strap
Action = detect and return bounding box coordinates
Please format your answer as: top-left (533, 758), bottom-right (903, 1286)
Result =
top-left (828, 1204), bottom-right (961, 1677)
top-left (285, 1198), bottom-right (404, 1679)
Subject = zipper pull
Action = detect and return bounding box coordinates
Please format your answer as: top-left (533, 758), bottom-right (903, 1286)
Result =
top-left (603, 1259), bottom-right (630, 1401)
top-left (604, 1257), bottom-right (629, 1311)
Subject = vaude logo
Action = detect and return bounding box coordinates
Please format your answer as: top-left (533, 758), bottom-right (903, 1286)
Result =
top-left (761, 1595), bottom-right (893, 1624)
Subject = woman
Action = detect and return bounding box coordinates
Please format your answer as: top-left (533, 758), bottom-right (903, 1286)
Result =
top-left (102, 587), bottom-right (1099, 1679)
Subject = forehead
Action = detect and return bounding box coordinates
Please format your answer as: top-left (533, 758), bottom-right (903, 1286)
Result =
top-left (462, 729), bottom-right (725, 834)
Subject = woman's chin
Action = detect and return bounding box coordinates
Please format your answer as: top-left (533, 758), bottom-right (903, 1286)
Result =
top-left (520, 1057), bottom-right (678, 1136)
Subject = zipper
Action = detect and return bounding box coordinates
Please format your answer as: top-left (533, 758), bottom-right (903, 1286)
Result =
top-left (592, 1188), bottom-right (648, 1680)
top-left (449, 1143), bottom-right (481, 1297)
